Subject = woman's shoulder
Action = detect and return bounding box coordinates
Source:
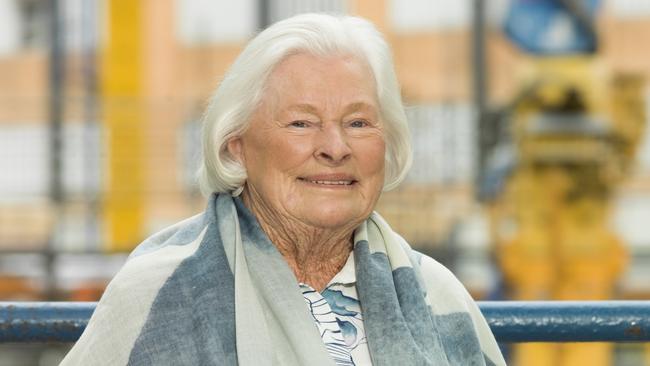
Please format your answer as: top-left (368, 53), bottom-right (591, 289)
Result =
top-left (106, 212), bottom-right (210, 293)
top-left (415, 252), bottom-right (472, 301)
top-left (391, 231), bottom-right (506, 365)
top-left (410, 250), bottom-right (465, 290)
top-left (391, 233), bottom-right (475, 312)
top-left (60, 213), bottom-right (213, 366)
top-left (391, 233), bottom-right (463, 288)
top-left (129, 212), bottom-right (208, 258)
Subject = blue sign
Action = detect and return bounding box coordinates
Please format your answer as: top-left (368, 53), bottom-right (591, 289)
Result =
top-left (504, 0), bottom-right (601, 55)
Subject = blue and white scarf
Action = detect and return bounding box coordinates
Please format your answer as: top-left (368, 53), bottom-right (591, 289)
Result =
top-left (61, 194), bottom-right (505, 365)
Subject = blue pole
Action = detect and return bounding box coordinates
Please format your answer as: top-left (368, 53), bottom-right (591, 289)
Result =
top-left (0, 302), bottom-right (94, 343)
top-left (1, 301), bottom-right (649, 343)
top-left (481, 301), bottom-right (650, 342)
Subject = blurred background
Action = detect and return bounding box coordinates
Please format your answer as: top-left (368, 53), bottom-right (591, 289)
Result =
top-left (0, 0), bottom-right (649, 365)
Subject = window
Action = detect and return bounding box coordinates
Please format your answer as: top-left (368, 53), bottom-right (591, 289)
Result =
top-left (176, 0), bottom-right (257, 44)
top-left (405, 104), bottom-right (476, 185)
top-left (0, 122), bottom-right (102, 202)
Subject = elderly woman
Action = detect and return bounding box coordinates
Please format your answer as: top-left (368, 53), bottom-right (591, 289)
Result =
top-left (62, 13), bottom-right (505, 366)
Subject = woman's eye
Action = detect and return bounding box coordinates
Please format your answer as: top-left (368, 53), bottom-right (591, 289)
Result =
top-left (289, 121), bottom-right (308, 128)
top-left (350, 120), bottom-right (368, 128)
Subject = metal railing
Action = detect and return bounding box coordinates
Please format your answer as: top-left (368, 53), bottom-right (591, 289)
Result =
top-left (0, 301), bottom-right (649, 343)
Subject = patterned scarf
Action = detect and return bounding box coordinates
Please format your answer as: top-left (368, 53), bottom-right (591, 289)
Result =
top-left (61, 194), bottom-right (504, 366)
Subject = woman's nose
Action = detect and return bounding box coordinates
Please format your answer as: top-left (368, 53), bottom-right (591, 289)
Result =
top-left (315, 124), bottom-right (352, 164)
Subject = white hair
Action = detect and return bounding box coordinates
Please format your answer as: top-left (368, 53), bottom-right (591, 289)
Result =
top-left (198, 13), bottom-right (412, 196)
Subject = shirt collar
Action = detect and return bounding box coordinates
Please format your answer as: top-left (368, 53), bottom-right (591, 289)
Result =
top-left (326, 250), bottom-right (356, 287)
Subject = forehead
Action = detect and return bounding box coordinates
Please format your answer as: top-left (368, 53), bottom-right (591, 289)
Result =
top-left (263, 52), bottom-right (378, 109)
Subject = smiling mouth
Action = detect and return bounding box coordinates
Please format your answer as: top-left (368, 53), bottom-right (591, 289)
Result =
top-left (298, 178), bottom-right (357, 186)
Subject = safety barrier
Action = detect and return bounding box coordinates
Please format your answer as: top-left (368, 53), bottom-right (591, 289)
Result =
top-left (0, 301), bottom-right (649, 343)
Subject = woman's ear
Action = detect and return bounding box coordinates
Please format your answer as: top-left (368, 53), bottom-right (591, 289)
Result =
top-left (226, 137), bottom-right (245, 165)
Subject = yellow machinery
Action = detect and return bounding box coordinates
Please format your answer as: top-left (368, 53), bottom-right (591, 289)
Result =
top-left (488, 56), bottom-right (646, 366)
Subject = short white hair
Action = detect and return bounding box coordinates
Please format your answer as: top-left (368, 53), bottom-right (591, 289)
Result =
top-left (198, 13), bottom-right (412, 196)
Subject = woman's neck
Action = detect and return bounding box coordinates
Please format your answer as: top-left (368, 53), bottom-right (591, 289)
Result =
top-left (241, 189), bottom-right (355, 292)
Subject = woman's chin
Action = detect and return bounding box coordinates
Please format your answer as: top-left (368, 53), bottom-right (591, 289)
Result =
top-left (298, 206), bottom-right (365, 230)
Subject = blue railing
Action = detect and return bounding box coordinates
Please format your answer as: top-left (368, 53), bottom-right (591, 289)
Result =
top-left (0, 301), bottom-right (649, 343)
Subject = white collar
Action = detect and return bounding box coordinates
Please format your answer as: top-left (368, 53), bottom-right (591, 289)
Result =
top-left (326, 250), bottom-right (356, 287)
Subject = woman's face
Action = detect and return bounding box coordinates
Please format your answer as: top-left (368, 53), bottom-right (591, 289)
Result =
top-left (228, 53), bottom-right (385, 229)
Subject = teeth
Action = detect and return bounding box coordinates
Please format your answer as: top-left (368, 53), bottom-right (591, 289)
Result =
top-left (308, 180), bottom-right (352, 185)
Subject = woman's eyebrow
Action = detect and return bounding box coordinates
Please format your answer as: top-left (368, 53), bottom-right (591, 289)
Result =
top-left (344, 101), bottom-right (377, 115)
top-left (286, 101), bottom-right (377, 115)
top-left (287, 103), bottom-right (319, 114)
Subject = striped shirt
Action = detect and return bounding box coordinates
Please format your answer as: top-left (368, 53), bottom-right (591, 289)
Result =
top-left (299, 252), bottom-right (372, 366)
